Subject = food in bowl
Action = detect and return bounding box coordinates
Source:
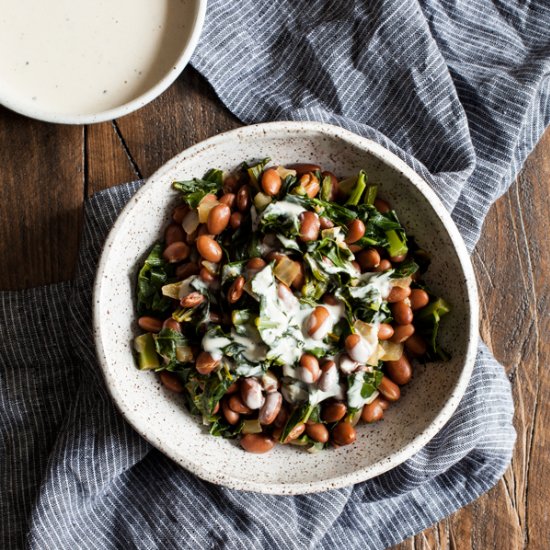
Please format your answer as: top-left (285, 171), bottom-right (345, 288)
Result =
top-left (133, 158), bottom-right (450, 453)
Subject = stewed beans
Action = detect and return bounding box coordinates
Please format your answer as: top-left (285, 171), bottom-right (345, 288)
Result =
top-left (133, 159), bottom-right (450, 453)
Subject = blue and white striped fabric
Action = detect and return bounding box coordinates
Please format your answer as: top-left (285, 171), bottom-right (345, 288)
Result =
top-left (2, 1), bottom-right (549, 548)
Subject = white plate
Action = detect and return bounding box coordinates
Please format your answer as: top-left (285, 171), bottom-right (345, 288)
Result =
top-left (0, 0), bottom-right (206, 124)
top-left (93, 121), bottom-right (479, 494)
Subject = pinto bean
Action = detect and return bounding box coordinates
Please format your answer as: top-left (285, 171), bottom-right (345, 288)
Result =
top-left (282, 423), bottom-right (306, 443)
top-left (306, 423), bottom-right (329, 443)
top-left (361, 399), bottom-right (384, 423)
top-left (387, 286), bottom-right (411, 303)
top-left (176, 262), bottom-right (200, 280)
top-left (240, 378), bottom-right (265, 410)
top-left (159, 371), bottom-right (184, 393)
top-left (219, 193), bottom-right (236, 209)
top-left (247, 257), bottom-right (267, 271)
top-left (374, 198), bottom-right (391, 213)
top-left (172, 204), bottom-right (189, 224)
top-left (297, 354), bottom-right (321, 383)
top-left (229, 211), bottom-right (242, 229)
top-left (391, 301), bottom-right (414, 325)
top-left (345, 219), bottom-right (366, 244)
top-left (195, 351), bottom-right (219, 375)
top-left (138, 316), bottom-right (163, 333)
top-left (377, 376), bottom-right (401, 401)
top-left (386, 354), bottom-right (413, 385)
top-left (236, 185), bottom-right (250, 212)
top-left (228, 394), bottom-right (252, 414)
top-left (357, 248), bottom-right (381, 271)
top-left (207, 204), bottom-right (231, 235)
top-left (307, 306), bottom-right (330, 338)
top-left (377, 323), bottom-right (394, 340)
top-left (261, 168), bottom-right (283, 196)
top-left (410, 289), bottom-right (430, 310)
top-left (332, 422), bottom-right (356, 446)
top-left (404, 334), bottom-right (428, 356)
top-left (273, 406), bottom-right (289, 428)
top-left (390, 324), bottom-right (415, 343)
top-left (374, 259), bottom-right (392, 272)
top-left (322, 401), bottom-right (347, 423)
top-left (299, 211), bottom-right (320, 242)
top-left (163, 241), bottom-right (190, 263)
top-left (164, 223), bottom-right (186, 246)
top-left (162, 318), bottom-right (181, 332)
top-left (240, 433), bottom-right (275, 453)
top-left (228, 276), bottom-right (245, 303)
top-left (221, 399), bottom-right (240, 425)
top-left (196, 235), bottom-right (223, 262)
top-left (319, 216), bottom-right (334, 229)
top-left (180, 292), bottom-right (206, 308)
top-left (223, 175), bottom-right (239, 193)
top-left (259, 391), bottom-right (283, 425)
top-left (318, 360), bottom-right (338, 392)
top-left (299, 172), bottom-right (320, 198)
top-left (345, 333), bottom-right (372, 363)
top-left (199, 266), bottom-right (217, 284)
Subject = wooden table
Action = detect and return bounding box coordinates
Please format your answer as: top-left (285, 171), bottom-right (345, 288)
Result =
top-left (1, 68), bottom-right (547, 549)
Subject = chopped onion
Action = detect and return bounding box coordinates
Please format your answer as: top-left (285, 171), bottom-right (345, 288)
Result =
top-left (176, 345), bottom-right (193, 363)
top-left (391, 276), bottom-right (412, 289)
top-left (354, 320), bottom-right (378, 342)
top-left (182, 209), bottom-right (199, 234)
top-left (379, 340), bottom-right (404, 361)
top-left (366, 344), bottom-right (384, 366)
top-left (348, 408), bottom-right (362, 426)
top-left (197, 193), bottom-right (219, 223)
top-left (161, 276), bottom-right (194, 299)
top-left (275, 166), bottom-right (297, 179)
top-left (201, 260), bottom-right (219, 275)
top-left (242, 418), bottom-right (263, 434)
top-left (161, 281), bottom-right (185, 299)
top-left (273, 256), bottom-right (300, 287)
top-left (253, 192), bottom-right (272, 211)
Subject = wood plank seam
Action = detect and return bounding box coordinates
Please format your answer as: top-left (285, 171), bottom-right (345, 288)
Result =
top-left (111, 119), bottom-right (143, 179)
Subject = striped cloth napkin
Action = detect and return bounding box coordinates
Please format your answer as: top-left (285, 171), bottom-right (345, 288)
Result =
top-left (2, 1), bottom-right (550, 548)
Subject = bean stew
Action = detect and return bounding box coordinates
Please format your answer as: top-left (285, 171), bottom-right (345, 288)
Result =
top-left (133, 159), bottom-right (450, 453)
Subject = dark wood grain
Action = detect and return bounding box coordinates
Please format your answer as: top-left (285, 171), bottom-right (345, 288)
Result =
top-left (391, 128), bottom-right (550, 550)
top-left (0, 106), bottom-right (83, 289)
top-left (0, 65), bottom-right (548, 549)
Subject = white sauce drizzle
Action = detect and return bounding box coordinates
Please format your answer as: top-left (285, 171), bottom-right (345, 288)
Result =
top-left (347, 374), bottom-right (380, 409)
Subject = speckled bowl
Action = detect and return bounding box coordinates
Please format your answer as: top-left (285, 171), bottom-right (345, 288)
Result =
top-left (93, 121), bottom-right (478, 495)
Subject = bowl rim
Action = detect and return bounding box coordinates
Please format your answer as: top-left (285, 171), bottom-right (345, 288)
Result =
top-left (0, 0), bottom-right (207, 125)
top-left (93, 120), bottom-right (479, 494)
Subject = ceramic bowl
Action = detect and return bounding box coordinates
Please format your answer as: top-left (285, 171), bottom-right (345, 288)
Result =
top-left (93, 121), bottom-right (478, 494)
top-left (0, 0), bottom-right (206, 124)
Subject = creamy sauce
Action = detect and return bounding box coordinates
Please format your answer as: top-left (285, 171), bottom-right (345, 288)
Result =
top-left (259, 199), bottom-right (306, 233)
top-left (0, 0), bottom-right (194, 116)
top-left (352, 321), bottom-right (380, 365)
top-left (263, 199), bottom-right (306, 218)
top-left (248, 264), bottom-right (347, 405)
top-left (201, 335), bottom-right (231, 361)
top-left (347, 373), bottom-right (380, 409)
top-left (232, 333), bottom-right (267, 363)
top-left (350, 271), bottom-right (393, 301)
top-left (347, 376), bottom-right (379, 409)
